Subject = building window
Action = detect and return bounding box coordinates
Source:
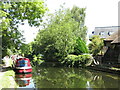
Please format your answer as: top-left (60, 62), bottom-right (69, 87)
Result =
top-left (99, 31), bottom-right (104, 36)
top-left (108, 31), bottom-right (113, 36)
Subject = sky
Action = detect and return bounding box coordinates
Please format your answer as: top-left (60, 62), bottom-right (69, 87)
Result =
top-left (20, 0), bottom-right (119, 43)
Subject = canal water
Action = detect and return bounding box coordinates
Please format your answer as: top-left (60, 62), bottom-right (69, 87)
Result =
top-left (15, 67), bottom-right (120, 89)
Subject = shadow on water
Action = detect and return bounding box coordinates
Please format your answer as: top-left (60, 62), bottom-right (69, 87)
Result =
top-left (32, 66), bottom-right (120, 88)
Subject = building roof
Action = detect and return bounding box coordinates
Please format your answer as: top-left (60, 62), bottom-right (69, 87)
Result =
top-left (111, 36), bottom-right (120, 44)
top-left (104, 30), bottom-right (120, 44)
top-left (104, 31), bottom-right (119, 41)
top-left (95, 26), bottom-right (120, 29)
top-left (91, 26), bottom-right (120, 39)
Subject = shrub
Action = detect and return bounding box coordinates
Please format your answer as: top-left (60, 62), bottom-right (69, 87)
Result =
top-left (31, 54), bottom-right (44, 66)
top-left (74, 37), bottom-right (89, 55)
top-left (88, 35), bottom-right (104, 56)
top-left (62, 54), bottom-right (94, 67)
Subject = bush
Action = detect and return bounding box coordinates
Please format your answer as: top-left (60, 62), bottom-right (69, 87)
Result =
top-left (62, 54), bottom-right (94, 67)
top-left (31, 54), bottom-right (44, 66)
top-left (74, 37), bottom-right (89, 55)
top-left (88, 35), bottom-right (104, 56)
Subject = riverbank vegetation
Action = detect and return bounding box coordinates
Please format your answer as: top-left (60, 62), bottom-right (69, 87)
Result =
top-left (88, 35), bottom-right (104, 56)
top-left (0, 70), bottom-right (18, 89)
top-left (1, 1), bottom-right (94, 67)
top-left (62, 54), bottom-right (93, 67)
top-left (30, 5), bottom-right (94, 67)
top-left (1, 0), bottom-right (48, 57)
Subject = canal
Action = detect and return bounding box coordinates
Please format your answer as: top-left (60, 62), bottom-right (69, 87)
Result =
top-left (15, 67), bottom-right (120, 89)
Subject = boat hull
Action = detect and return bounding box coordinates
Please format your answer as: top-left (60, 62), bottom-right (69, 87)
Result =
top-left (14, 58), bottom-right (32, 73)
top-left (14, 68), bottom-right (32, 73)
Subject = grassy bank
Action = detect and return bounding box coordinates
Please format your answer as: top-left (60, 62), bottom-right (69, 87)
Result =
top-left (0, 70), bottom-right (18, 89)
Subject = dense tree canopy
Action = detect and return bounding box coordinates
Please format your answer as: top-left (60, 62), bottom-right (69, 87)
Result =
top-left (34, 6), bottom-right (88, 62)
top-left (0, 1), bottom-right (47, 57)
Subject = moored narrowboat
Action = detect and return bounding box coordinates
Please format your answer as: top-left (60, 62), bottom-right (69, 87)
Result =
top-left (14, 58), bottom-right (32, 73)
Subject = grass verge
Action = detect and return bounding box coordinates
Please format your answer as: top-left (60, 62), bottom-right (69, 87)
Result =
top-left (0, 70), bottom-right (18, 89)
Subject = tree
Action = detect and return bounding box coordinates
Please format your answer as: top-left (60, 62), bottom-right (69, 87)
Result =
top-left (71, 6), bottom-right (87, 41)
top-left (34, 6), bottom-right (87, 62)
top-left (34, 9), bottom-right (77, 62)
top-left (0, 1), bottom-right (47, 57)
top-left (88, 35), bottom-right (104, 56)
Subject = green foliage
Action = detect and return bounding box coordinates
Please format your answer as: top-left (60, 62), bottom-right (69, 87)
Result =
top-left (62, 54), bottom-right (94, 67)
top-left (32, 54), bottom-right (44, 65)
top-left (35, 9), bottom-right (77, 62)
top-left (74, 37), bottom-right (89, 55)
top-left (71, 6), bottom-right (87, 41)
top-left (71, 6), bottom-right (86, 23)
top-left (0, 70), bottom-right (18, 89)
top-left (88, 35), bottom-right (104, 56)
top-left (1, 1), bottom-right (47, 27)
top-left (34, 6), bottom-right (87, 62)
top-left (0, 1), bottom-right (47, 57)
top-left (18, 43), bottom-right (33, 56)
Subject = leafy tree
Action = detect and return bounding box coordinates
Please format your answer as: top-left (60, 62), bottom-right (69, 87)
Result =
top-left (17, 43), bottom-right (33, 56)
top-left (71, 6), bottom-right (87, 41)
top-left (88, 35), bottom-right (104, 56)
top-left (0, 1), bottom-right (47, 57)
top-left (71, 5), bottom-right (85, 23)
top-left (34, 6), bottom-right (87, 62)
top-left (35, 9), bottom-right (77, 62)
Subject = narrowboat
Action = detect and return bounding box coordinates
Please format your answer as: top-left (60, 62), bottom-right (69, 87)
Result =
top-left (14, 58), bottom-right (32, 73)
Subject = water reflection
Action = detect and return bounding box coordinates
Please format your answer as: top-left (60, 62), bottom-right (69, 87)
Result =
top-left (15, 73), bottom-right (35, 88)
top-left (32, 67), bottom-right (120, 88)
